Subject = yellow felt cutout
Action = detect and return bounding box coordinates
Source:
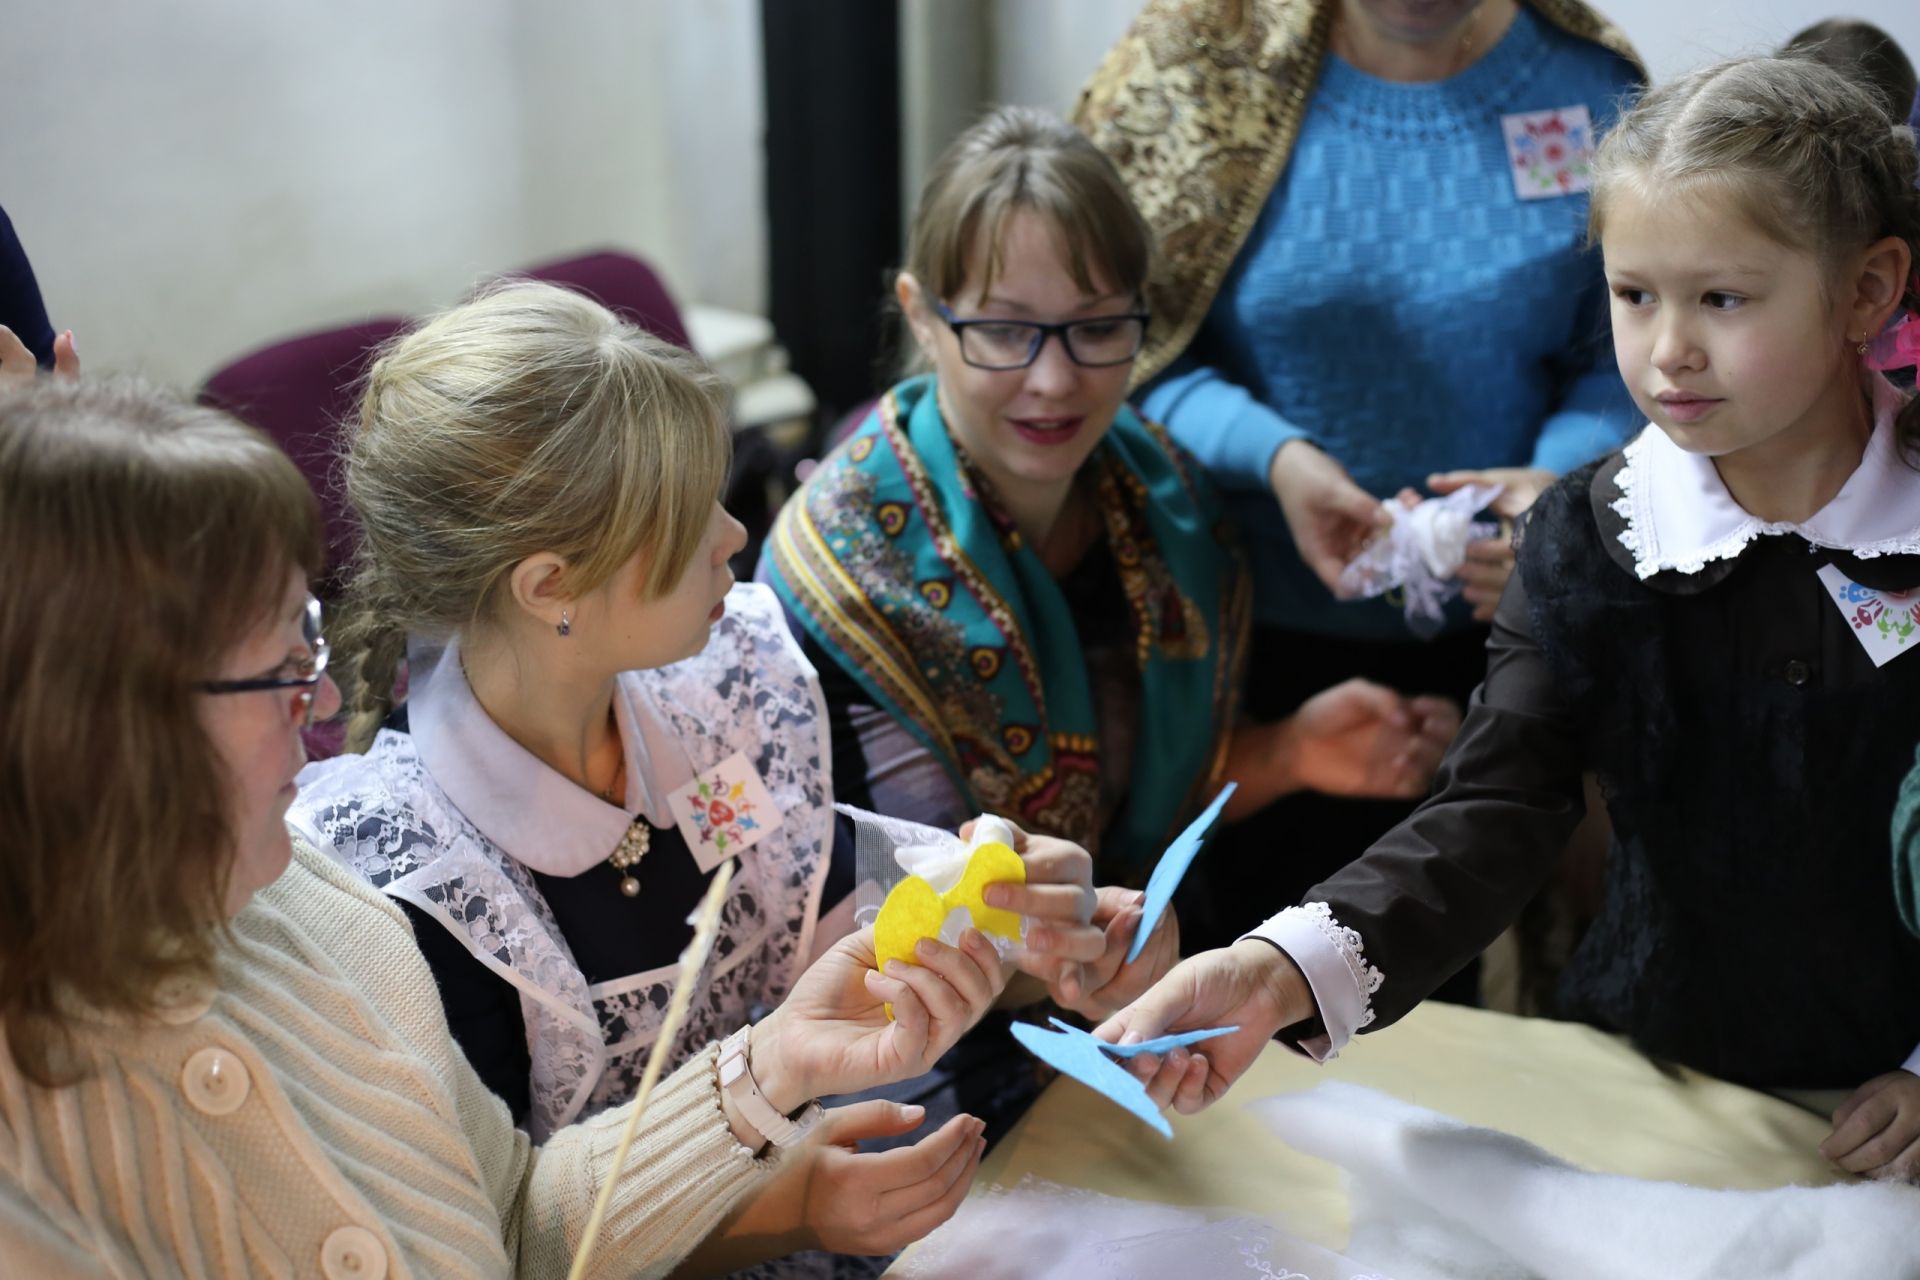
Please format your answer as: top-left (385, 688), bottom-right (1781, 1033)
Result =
top-left (873, 841), bottom-right (1025, 1015)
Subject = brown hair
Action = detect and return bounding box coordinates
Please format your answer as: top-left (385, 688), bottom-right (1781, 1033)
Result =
top-left (1781, 18), bottom-right (1918, 128)
top-left (335, 280), bottom-right (732, 751)
top-left (899, 105), bottom-right (1153, 367)
top-left (1591, 55), bottom-right (1920, 454)
top-left (0, 378), bottom-right (322, 1084)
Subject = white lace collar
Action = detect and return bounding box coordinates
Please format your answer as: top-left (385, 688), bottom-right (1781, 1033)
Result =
top-left (405, 635), bottom-right (695, 876)
top-left (1610, 375), bottom-right (1920, 580)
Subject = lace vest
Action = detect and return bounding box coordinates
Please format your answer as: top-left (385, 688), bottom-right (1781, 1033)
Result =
top-left (293, 586), bottom-right (833, 1139)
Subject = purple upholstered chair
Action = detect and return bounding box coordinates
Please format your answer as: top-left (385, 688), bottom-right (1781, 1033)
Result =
top-left (200, 316), bottom-right (411, 591)
top-left (201, 317), bottom-right (411, 761)
top-left (518, 249), bottom-right (691, 350)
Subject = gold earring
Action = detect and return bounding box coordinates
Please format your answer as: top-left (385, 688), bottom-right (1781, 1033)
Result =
top-left (1857, 336), bottom-right (1870, 355)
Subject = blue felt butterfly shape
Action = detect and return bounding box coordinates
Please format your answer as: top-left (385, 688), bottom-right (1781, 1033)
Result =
top-left (1008, 1018), bottom-right (1238, 1139)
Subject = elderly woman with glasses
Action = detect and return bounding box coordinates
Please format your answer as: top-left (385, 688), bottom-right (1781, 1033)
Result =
top-left (0, 378), bottom-right (1025, 1279)
top-left (764, 107), bottom-right (1459, 1035)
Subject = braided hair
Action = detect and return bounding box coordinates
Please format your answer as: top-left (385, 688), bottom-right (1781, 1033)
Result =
top-left (333, 281), bottom-right (731, 751)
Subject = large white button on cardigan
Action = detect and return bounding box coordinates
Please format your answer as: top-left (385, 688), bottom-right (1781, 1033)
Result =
top-left (0, 834), bottom-right (780, 1278)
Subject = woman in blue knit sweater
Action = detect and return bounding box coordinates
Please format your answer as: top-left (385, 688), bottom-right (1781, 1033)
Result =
top-left (1077, 0), bottom-right (1644, 950)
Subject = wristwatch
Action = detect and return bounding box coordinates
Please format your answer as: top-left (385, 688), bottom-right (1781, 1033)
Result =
top-left (719, 1024), bottom-right (821, 1148)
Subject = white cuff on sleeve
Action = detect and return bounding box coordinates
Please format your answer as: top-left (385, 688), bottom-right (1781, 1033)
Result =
top-left (1900, 1040), bottom-right (1920, 1077)
top-left (1240, 902), bottom-right (1383, 1062)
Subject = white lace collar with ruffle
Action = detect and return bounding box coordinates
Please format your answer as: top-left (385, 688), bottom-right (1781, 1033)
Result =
top-left (1610, 374), bottom-right (1920, 580)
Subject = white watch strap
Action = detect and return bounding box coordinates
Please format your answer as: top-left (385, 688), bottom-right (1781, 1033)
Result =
top-left (719, 1024), bottom-right (818, 1148)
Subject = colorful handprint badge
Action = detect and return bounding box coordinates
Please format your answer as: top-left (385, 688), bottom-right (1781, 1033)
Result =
top-left (1500, 104), bottom-right (1595, 201)
top-left (666, 750), bottom-right (783, 872)
top-left (1817, 564), bottom-right (1920, 668)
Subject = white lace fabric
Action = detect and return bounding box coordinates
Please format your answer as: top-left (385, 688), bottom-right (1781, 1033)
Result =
top-left (1241, 901), bottom-right (1385, 1062)
top-left (1292, 902), bottom-right (1384, 1029)
top-left (290, 584), bottom-right (835, 1141)
top-left (1610, 375), bottom-right (1920, 581)
top-left (1337, 485), bottom-right (1503, 638)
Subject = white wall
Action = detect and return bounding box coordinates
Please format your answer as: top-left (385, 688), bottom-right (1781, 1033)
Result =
top-left (10, 2), bottom-right (1916, 390)
top-left (987, 0), bottom-right (1140, 113)
top-left (0, 0), bottom-right (765, 388)
top-left (1601, 0), bottom-right (1920, 83)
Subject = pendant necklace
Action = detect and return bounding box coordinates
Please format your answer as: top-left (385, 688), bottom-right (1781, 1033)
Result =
top-left (600, 741), bottom-right (651, 898)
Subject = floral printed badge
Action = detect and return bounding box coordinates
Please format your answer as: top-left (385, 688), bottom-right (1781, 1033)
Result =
top-left (668, 750), bottom-right (783, 872)
top-left (1817, 564), bottom-right (1920, 667)
top-left (1501, 105), bottom-right (1595, 201)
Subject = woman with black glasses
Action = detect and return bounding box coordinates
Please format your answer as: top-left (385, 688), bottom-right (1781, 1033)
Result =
top-left (763, 106), bottom-right (1460, 1020)
top-left (0, 376), bottom-right (1030, 1279)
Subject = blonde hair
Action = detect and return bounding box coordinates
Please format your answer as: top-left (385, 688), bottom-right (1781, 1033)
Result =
top-left (1591, 55), bottom-right (1920, 451)
top-left (900, 106), bottom-right (1153, 364)
top-left (0, 378), bottom-right (322, 1084)
top-left (336, 281), bottom-right (731, 750)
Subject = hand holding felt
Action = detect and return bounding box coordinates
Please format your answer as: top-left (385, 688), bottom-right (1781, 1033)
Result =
top-left (873, 840), bottom-right (1026, 977)
top-left (770, 926), bottom-right (1007, 1099)
top-left (1050, 884), bottom-right (1180, 1020)
top-left (1096, 938), bottom-right (1318, 1116)
top-left (1007, 1018), bottom-right (1239, 1139)
top-left (968, 824), bottom-right (1105, 1005)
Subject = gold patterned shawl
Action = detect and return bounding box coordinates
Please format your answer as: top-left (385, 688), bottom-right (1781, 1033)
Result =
top-left (1072, 0), bottom-right (1644, 387)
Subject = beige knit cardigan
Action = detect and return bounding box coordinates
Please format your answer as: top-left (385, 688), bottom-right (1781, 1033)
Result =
top-left (0, 835), bottom-right (779, 1279)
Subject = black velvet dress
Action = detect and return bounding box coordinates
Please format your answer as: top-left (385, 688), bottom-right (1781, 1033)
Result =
top-left (1295, 453), bottom-right (1920, 1088)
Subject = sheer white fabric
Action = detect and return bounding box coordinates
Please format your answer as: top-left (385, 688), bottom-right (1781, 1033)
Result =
top-left (1259, 1083), bottom-right (1920, 1280)
top-left (897, 1174), bottom-right (1383, 1279)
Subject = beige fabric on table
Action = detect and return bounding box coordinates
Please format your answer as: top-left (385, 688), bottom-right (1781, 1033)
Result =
top-left (892, 1001), bottom-right (1843, 1271)
top-left (0, 835), bottom-right (778, 1279)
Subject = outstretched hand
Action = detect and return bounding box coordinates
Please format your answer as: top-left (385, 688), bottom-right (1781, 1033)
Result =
top-left (1268, 439), bottom-right (1390, 596)
top-left (692, 1099), bottom-right (986, 1269)
top-left (790, 1101), bottom-right (986, 1254)
top-left (1095, 939), bottom-right (1316, 1115)
top-left (1276, 677), bottom-right (1461, 800)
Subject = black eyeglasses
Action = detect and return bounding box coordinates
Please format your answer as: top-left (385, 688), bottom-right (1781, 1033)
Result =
top-left (201, 594), bottom-right (330, 725)
top-left (935, 300), bottom-right (1150, 370)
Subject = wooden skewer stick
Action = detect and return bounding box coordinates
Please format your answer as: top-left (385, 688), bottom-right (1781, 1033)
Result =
top-left (567, 859), bottom-right (735, 1280)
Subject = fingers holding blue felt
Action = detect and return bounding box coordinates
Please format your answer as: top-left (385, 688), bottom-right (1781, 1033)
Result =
top-left (1009, 1021), bottom-right (1174, 1139)
top-left (1006, 1019), bottom-right (1239, 1138)
top-left (1047, 1017), bottom-right (1238, 1059)
top-left (1126, 782), bottom-right (1235, 965)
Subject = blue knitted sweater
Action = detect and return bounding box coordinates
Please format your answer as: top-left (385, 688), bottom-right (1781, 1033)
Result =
top-left (1141, 6), bottom-right (1642, 639)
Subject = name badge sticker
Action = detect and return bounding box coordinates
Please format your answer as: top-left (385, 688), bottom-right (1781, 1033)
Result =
top-left (1817, 563), bottom-right (1920, 667)
top-left (1501, 104), bottom-right (1595, 201)
top-left (668, 750), bottom-right (783, 872)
